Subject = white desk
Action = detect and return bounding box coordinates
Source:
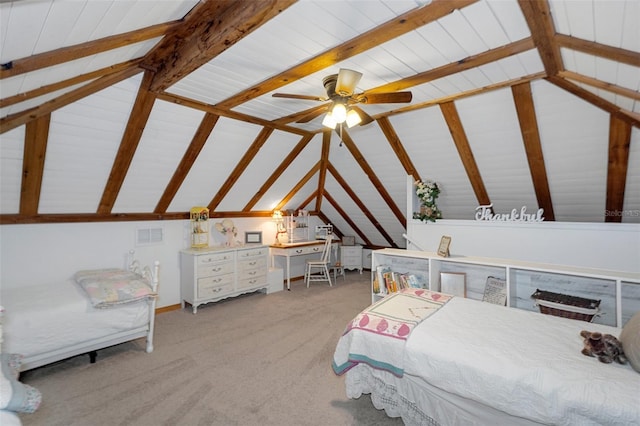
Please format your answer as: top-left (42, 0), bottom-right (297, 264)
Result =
top-left (270, 240), bottom-right (336, 290)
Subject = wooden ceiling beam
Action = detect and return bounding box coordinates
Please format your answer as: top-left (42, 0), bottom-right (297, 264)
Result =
top-left (337, 128), bottom-right (406, 229)
top-left (548, 75), bottom-right (640, 128)
top-left (243, 134), bottom-right (314, 211)
top-left (156, 91), bottom-right (310, 136)
top-left (98, 70), bottom-right (157, 214)
top-left (605, 116), bottom-right (632, 223)
top-left (144, 0), bottom-right (296, 92)
top-left (377, 117), bottom-right (421, 182)
top-left (440, 101), bottom-right (491, 207)
top-left (207, 126), bottom-right (274, 212)
top-left (315, 131), bottom-right (332, 212)
top-left (555, 34), bottom-right (640, 68)
top-left (511, 82), bottom-right (555, 221)
top-left (0, 66), bottom-right (142, 134)
top-left (0, 21), bottom-right (179, 80)
top-left (559, 70), bottom-right (640, 102)
top-left (0, 58), bottom-right (143, 109)
top-left (155, 113), bottom-right (220, 213)
top-left (327, 163), bottom-right (390, 248)
top-left (20, 114), bottom-right (50, 215)
top-left (518, 0), bottom-right (563, 76)
top-left (274, 161), bottom-right (321, 211)
top-left (368, 37), bottom-right (535, 94)
top-left (322, 190), bottom-right (372, 247)
top-left (216, 0), bottom-right (478, 109)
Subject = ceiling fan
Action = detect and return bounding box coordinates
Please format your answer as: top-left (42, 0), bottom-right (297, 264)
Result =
top-left (272, 68), bottom-right (412, 129)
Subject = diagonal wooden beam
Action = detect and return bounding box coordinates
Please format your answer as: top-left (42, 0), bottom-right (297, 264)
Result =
top-left (274, 161), bottom-right (321, 211)
top-left (555, 34), bottom-right (640, 68)
top-left (518, 0), bottom-right (563, 76)
top-left (155, 113), bottom-right (220, 213)
top-left (511, 82), bottom-right (555, 221)
top-left (548, 75), bottom-right (640, 128)
top-left (368, 38), bottom-right (535, 94)
top-left (337, 128), bottom-right (406, 228)
top-left (217, 0), bottom-right (478, 109)
top-left (559, 70), bottom-right (640, 102)
top-left (1, 66), bottom-right (142, 134)
top-left (327, 163), bottom-right (394, 247)
top-left (377, 117), bottom-right (421, 182)
top-left (20, 114), bottom-right (50, 215)
top-left (98, 70), bottom-right (157, 214)
top-left (315, 131), bottom-right (331, 212)
top-left (440, 101), bottom-right (490, 207)
top-left (207, 126), bottom-right (274, 212)
top-left (145, 0), bottom-right (296, 92)
top-left (605, 116), bottom-right (632, 223)
top-left (0, 59), bottom-right (143, 109)
top-left (0, 21), bottom-right (179, 80)
top-left (322, 190), bottom-right (372, 247)
top-left (243, 133), bottom-right (314, 211)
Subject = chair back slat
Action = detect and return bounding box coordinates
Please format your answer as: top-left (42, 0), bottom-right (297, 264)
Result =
top-left (321, 237), bottom-right (332, 262)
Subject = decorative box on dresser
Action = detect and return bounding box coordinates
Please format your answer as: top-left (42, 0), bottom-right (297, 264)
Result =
top-left (180, 245), bottom-right (269, 314)
top-left (341, 245), bottom-right (363, 273)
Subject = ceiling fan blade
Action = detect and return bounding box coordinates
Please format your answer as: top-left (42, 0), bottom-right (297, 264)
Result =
top-left (356, 91), bottom-right (412, 104)
top-left (335, 69), bottom-right (362, 96)
top-left (296, 105), bottom-right (329, 123)
top-left (272, 93), bottom-right (326, 101)
top-left (351, 106), bottom-right (374, 126)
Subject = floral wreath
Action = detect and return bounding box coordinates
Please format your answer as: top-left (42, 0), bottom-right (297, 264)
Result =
top-left (412, 179), bottom-right (442, 222)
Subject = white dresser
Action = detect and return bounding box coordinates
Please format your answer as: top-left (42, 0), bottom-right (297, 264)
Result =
top-left (180, 245), bottom-right (269, 313)
top-left (341, 245), bottom-right (363, 273)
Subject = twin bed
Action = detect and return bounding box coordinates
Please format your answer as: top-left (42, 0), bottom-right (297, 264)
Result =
top-left (1, 254), bottom-right (160, 372)
top-left (333, 288), bottom-right (639, 425)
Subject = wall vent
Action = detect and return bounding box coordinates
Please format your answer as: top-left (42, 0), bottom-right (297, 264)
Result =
top-left (136, 227), bottom-right (163, 246)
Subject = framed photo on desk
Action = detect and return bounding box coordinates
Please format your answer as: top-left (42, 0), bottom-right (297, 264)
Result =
top-left (245, 231), bottom-right (262, 244)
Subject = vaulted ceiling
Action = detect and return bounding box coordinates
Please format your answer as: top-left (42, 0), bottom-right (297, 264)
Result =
top-left (1, 0), bottom-right (639, 249)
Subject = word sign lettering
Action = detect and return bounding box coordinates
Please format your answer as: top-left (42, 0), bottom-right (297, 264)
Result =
top-left (475, 204), bottom-right (544, 222)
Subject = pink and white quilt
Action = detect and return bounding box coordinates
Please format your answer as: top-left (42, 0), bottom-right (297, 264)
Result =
top-left (332, 288), bottom-right (451, 377)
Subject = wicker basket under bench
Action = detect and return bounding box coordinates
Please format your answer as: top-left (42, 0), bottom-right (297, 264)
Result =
top-left (531, 289), bottom-right (601, 322)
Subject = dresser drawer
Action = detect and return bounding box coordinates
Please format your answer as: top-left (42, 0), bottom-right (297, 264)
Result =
top-left (237, 274), bottom-right (267, 290)
top-left (342, 254), bottom-right (362, 264)
top-left (238, 256), bottom-right (267, 273)
top-left (198, 281), bottom-right (234, 299)
top-left (237, 247), bottom-right (268, 259)
top-left (197, 252), bottom-right (234, 266)
top-left (198, 272), bottom-right (234, 295)
top-left (198, 261), bottom-right (234, 277)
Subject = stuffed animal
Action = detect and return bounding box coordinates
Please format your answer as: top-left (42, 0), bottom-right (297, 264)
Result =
top-left (580, 330), bottom-right (627, 364)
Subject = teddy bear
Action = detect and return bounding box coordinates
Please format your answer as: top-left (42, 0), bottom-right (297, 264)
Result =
top-left (580, 330), bottom-right (627, 364)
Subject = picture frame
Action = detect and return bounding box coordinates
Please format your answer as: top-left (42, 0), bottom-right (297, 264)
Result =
top-left (244, 231), bottom-right (262, 244)
top-left (440, 272), bottom-right (466, 297)
top-left (437, 235), bottom-right (451, 257)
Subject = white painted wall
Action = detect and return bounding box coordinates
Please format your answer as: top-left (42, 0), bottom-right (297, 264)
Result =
top-left (0, 216), bottom-right (326, 308)
top-left (405, 175), bottom-right (640, 274)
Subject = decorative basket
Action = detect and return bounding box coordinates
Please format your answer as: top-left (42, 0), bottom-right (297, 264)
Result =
top-left (530, 289), bottom-right (601, 322)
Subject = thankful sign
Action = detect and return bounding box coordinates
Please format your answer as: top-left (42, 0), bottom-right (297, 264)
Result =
top-left (475, 204), bottom-right (544, 222)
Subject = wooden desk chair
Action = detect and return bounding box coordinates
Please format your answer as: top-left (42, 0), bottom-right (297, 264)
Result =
top-left (304, 237), bottom-right (333, 287)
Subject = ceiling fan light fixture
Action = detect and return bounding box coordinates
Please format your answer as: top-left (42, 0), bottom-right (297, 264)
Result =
top-left (331, 102), bottom-right (347, 123)
top-left (322, 111), bottom-right (337, 129)
top-left (335, 69), bottom-right (362, 96)
top-left (346, 109), bottom-right (362, 127)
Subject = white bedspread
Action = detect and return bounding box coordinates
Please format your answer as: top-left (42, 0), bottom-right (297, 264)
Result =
top-left (1, 281), bottom-right (150, 358)
top-left (403, 297), bottom-right (640, 426)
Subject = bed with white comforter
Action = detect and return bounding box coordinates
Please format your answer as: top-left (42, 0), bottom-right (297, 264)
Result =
top-left (333, 288), bottom-right (640, 426)
top-left (1, 257), bottom-right (159, 371)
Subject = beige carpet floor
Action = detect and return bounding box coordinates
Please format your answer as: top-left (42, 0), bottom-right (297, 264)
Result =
top-left (19, 272), bottom-right (404, 426)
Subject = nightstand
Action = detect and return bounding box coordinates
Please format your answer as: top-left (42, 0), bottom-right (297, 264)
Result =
top-left (341, 245), bottom-right (363, 273)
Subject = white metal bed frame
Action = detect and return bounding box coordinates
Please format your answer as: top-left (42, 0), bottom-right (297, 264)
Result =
top-left (18, 254), bottom-right (160, 372)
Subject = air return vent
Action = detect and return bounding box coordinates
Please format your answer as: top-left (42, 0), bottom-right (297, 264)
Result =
top-left (136, 227), bottom-right (163, 246)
